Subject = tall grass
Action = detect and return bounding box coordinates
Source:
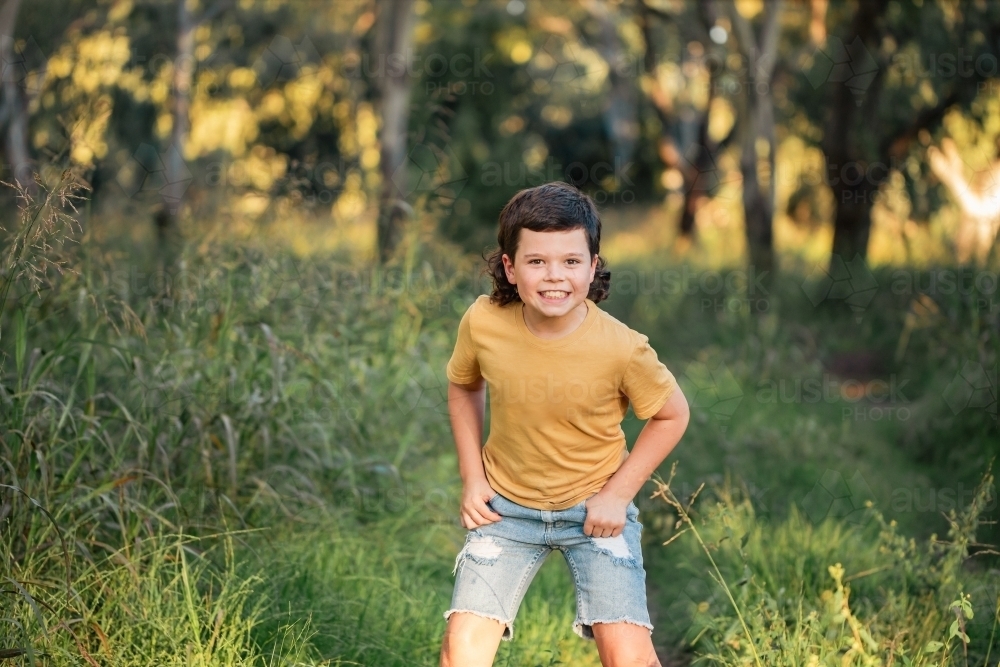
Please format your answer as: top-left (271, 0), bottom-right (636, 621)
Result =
top-left (0, 161), bottom-right (477, 664)
top-left (651, 462), bottom-right (999, 666)
top-left (2, 159), bottom-right (998, 666)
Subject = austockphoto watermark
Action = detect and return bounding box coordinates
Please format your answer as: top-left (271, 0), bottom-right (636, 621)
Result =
top-left (116, 148), bottom-right (362, 209)
top-left (660, 477), bottom-right (771, 513)
top-left (608, 266), bottom-right (770, 297)
top-left (130, 34), bottom-right (314, 92)
top-left (808, 157), bottom-right (903, 189)
top-left (710, 37), bottom-right (875, 98)
top-left (756, 374), bottom-right (912, 422)
top-left (610, 266), bottom-right (771, 308)
top-left (484, 376), bottom-right (622, 411)
top-left (840, 405), bottom-right (912, 422)
top-left (890, 483), bottom-right (997, 513)
top-left (836, 186), bottom-right (912, 207)
top-left (699, 295), bottom-right (771, 314)
top-left (425, 79), bottom-right (495, 95)
top-left (675, 38), bottom-right (877, 97)
top-left (98, 258), bottom-right (783, 315)
top-left (667, 151), bottom-right (921, 205)
top-left (480, 156), bottom-right (635, 204)
top-left (977, 79), bottom-right (1000, 95)
top-left (120, 145), bottom-right (469, 213)
top-left (892, 49), bottom-right (999, 80)
top-left (355, 482), bottom-right (455, 514)
top-left (52, 35), bottom-right (497, 95)
top-left (203, 155), bottom-right (359, 205)
top-left (343, 47), bottom-right (494, 81)
top-left (138, 363), bottom-right (365, 409)
top-left (891, 268), bottom-right (1000, 302)
top-left (101, 263), bottom-right (315, 307)
top-left (97, 258), bottom-right (494, 301)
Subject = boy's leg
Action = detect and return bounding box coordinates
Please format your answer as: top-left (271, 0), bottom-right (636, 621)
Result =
top-left (441, 493), bottom-right (551, 664)
top-left (591, 622), bottom-right (662, 667)
top-left (440, 612), bottom-right (506, 667)
top-left (553, 499), bottom-right (658, 666)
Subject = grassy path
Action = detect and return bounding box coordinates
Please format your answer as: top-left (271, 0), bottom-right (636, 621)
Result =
top-left (4, 239), bottom-right (996, 665)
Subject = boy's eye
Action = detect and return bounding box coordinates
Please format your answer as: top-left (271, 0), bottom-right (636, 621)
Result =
top-left (527, 258), bottom-right (582, 264)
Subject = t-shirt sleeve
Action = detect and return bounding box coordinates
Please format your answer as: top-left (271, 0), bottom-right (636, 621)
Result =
top-left (621, 333), bottom-right (676, 420)
top-left (445, 300), bottom-right (482, 384)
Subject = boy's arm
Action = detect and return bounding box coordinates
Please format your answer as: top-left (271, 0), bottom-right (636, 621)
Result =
top-left (448, 378), bottom-right (503, 529)
top-left (584, 385), bottom-right (690, 538)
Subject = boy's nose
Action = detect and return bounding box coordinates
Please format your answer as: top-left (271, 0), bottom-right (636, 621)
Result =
top-left (544, 265), bottom-right (566, 280)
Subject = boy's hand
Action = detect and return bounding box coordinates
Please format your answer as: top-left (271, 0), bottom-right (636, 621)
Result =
top-left (583, 490), bottom-right (629, 538)
top-left (460, 479), bottom-right (503, 529)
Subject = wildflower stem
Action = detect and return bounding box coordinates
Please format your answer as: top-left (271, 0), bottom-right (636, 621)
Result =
top-left (652, 462), bottom-right (764, 667)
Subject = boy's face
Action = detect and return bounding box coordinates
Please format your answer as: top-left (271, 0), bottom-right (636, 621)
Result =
top-left (501, 227), bottom-right (598, 319)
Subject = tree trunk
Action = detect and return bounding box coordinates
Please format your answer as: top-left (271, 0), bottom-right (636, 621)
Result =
top-left (375, 0), bottom-right (415, 264)
top-left (825, 85), bottom-right (878, 264)
top-left (638, 0), bottom-right (724, 239)
top-left (820, 0), bottom-right (991, 268)
top-left (582, 0), bottom-right (638, 168)
top-left (730, 0), bottom-right (781, 278)
top-left (829, 176), bottom-right (877, 263)
top-left (823, 0), bottom-right (888, 265)
top-left (679, 53), bottom-right (729, 237)
top-left (159, 0), bottom-right (195, 249)
top-left (159, 0), bottom-right (228, 257)
top-left (679, 0), bottom-right (722, 236)
top-left (0, 0), bottom-right (37, 199)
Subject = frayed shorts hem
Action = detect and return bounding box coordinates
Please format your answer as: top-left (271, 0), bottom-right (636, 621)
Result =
top-left (443, 608), bottom-right (516, 641)
top-left (573, 617), bottom-right (654, 641)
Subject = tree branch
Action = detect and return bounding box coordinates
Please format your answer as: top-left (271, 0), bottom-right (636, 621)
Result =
top-left (638, 0), bottom-right (678, 23)
top-left (197, 0), bottom-right (233, 25)
top-left (728, 2), bottom-right (757, 57)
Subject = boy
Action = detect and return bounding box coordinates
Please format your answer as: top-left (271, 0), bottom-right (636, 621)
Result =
top-left (440, 181), bottom-right (690, 667)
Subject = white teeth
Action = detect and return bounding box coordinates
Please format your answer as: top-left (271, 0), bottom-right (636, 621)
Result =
top-left (540, 291), bottom-right (568, 298)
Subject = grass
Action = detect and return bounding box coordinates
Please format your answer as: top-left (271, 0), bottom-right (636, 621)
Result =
top-left (247, 505), bottom-right (606, 666)
top-left (1, 162), bottom-right (999, 665)
top-left (649, 462), bottom-right (998, 665)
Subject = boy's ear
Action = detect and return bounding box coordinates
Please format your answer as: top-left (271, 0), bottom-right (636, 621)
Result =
top-left (502, 253), bottom-right (516, 284)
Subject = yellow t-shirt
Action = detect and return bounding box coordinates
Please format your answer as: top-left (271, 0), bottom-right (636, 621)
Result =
top-left (445, 294), bottom-right (676, 510)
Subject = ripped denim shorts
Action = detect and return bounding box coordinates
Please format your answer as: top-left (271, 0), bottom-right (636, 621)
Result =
top-left (444, 491), bottom-right (652, 642)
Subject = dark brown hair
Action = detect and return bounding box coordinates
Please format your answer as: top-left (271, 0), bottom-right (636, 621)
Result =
top-left (484, 181), bottom-right (611, 307)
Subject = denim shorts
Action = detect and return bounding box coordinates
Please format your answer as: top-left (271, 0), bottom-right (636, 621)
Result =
top-left (444, 491), bottom-right (652, 641)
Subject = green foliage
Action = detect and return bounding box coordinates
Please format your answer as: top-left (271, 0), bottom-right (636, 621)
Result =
top-left (652, 465), bottom-right (998, 666)
top-left (1, 166), bottom-right (998, 665)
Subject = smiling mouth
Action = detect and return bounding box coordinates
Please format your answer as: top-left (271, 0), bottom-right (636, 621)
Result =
top-left (539, 290), bottom-right (569, 300)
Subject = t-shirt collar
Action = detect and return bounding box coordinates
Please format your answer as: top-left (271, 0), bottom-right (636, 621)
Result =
top-left (515, 297), bottom-right (598, 348)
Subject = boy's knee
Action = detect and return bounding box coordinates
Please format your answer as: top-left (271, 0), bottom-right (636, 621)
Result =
top-left (592, 623), bottom-right (661, 667)
top-left (440, 612), bottom-right (506, 667)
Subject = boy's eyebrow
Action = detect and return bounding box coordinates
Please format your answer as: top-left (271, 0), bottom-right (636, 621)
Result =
top-left (522, 252), bottom-right (587, 258)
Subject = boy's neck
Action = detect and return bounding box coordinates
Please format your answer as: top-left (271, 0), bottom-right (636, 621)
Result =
top-left (521, 299), bottom-right (590, 339)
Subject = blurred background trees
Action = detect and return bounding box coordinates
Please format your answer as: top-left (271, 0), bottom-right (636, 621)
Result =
top-left (1, 0), bottom-right (1000, 270)
top-left (2, 3), bottom-right (998, 664)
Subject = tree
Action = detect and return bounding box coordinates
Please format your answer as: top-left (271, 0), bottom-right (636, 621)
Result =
top-left (802, 0), bottom-right (1000, 266)
top-left (0, 0), bottom-right (36, 198)
top-left (928, 136), bottom-right (1000, 265)
top-left (159, 0), bottom-right (231, 250)
top-left (581, 0), bottom-right (638, 167)
top-left (729, 0), bottom-right (781, 277)
top-left (639, 0), bottom-right (732, 238)
top-left (373, 0), bottom-right (416, 264)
